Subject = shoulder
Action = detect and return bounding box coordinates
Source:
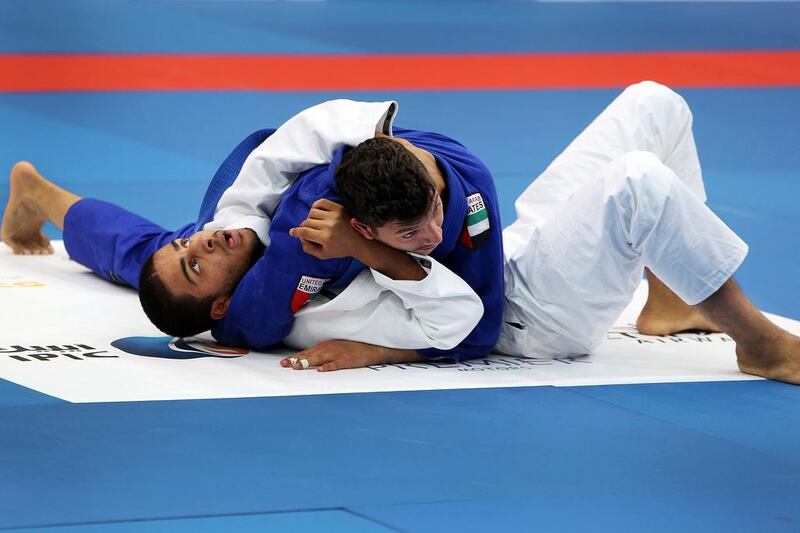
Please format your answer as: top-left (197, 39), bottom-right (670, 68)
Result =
top-left (271, 158), bottom-right (346, 230)
top-left (395, 127), bottom-right (496, 195)
top-left (394, 127), bottom-right (469, 154)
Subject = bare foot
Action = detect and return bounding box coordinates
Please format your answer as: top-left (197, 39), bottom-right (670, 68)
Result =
top-left (1, 161), bottom-right (54, 255)
top-left (636, 270), bottom-right (721, 335)
top-left (637, 304), bottom-right (721, 336)
top-left (736, 330), bottom-right (800, 385)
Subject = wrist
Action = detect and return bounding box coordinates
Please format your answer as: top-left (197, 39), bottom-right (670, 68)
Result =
top-left (352, 239), bottom-right (426, 281)
top-left (352, 238), bottom-right (392, 267)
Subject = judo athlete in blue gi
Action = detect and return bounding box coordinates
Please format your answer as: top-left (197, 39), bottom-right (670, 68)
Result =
top-left (4, 83), bottom-right (800, 384)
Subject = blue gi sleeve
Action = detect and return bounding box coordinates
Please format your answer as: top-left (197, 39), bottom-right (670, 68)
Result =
top-left (63, 198), bottom-right (195, 289)
top-left (210, 214), bottom-right (348, 351)
top-left (195, 128), bottom-right (276, 227)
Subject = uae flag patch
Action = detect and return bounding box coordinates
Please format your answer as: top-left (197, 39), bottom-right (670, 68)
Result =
top-left (290, 275), bottom-right (329, 313)
top-left (459, 193), bottom-right (491, 250)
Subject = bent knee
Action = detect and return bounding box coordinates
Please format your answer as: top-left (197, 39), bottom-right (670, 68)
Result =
top-left (604, 151), bottom-right (678, 200)
top-left (609, 150), bottom-right (673, 183)
top-left (623, 80), bottom-right (684, 109)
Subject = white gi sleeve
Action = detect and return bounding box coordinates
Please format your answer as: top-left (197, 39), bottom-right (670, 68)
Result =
top-left (204, 99), bottom-right (398, 246)
top-left (283, 255), bottom-right (484, 351)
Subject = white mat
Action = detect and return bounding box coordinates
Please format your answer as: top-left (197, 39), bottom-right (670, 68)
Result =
top-left (3, 241), bottom-right (791, 403)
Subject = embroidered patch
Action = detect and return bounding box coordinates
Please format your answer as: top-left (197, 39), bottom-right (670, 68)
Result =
top-left (458, 193), bottom-right (491, 250)
top-left (290, 275), bottom-right (329, 313)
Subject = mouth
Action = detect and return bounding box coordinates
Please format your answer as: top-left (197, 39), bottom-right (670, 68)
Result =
top-left (417, 245), bottom-right (437, 254)
top-left (221, 231), bottom-right (239, 250)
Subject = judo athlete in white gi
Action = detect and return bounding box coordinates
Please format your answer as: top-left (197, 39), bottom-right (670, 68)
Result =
top-left (4, 82), bottom-right (800, 383)
top-left (201, 81), bottom-right (800, 384)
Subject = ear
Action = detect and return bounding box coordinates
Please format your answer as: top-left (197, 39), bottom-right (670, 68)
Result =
top-left (350, 218), bottom-right (376, 240)
top-left (210, 296), bottom-right (231, 320)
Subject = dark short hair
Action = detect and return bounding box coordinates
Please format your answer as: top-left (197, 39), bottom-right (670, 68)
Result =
top-left (138, 254), bottom-right (216, 338)
top-left (335, 137), bottom-right (436, 228)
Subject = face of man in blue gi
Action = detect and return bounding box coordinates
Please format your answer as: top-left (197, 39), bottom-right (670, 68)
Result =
top-left (152, 229), bottom-right (262, 311)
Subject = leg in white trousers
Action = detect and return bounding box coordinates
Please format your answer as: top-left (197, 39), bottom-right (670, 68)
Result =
top-left (496, 82), bottom-right (748, 357)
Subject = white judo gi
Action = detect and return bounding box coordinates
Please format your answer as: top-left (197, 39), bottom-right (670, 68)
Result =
top-left (496, 81), bottom-right (748, 357)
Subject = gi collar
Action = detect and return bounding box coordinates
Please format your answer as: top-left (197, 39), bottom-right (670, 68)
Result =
top-left (430, 151), bottom-right (467, 262)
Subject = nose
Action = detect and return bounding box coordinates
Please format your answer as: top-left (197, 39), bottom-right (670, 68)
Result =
top-left (420, 221), bottom-right (443, 246)
top-left (191, 235), bottom-right (216, 254)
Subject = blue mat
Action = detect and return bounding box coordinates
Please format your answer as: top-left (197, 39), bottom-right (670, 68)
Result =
top-left (1, 1), bottom-right (799, 53)
top-left (2, 384), bottom-right (799, 529)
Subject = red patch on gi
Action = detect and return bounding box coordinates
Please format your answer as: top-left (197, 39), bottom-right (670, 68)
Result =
top-left (459, 225), bottom-right (474, 249)
top-left (290, 275), bottom-right (328, 313)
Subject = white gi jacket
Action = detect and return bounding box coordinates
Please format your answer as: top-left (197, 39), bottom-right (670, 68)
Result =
top-left (286, 256), bottom-right (483, 351)
top-left (204, 99), bottom-right (398, 247)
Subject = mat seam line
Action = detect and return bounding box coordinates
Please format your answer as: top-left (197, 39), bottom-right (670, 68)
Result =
top-left (0, 506), bottom-right (354, 531)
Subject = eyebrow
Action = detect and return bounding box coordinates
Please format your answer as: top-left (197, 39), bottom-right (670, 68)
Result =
top-left (395, 222), bottom-right (422, 234)
top-left (179, 257), bottom-right (196, 285)
top-left (171, 240), bottom-right (195, 285)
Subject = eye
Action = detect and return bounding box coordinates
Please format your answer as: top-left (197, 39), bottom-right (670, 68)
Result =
top-left (402, 231), bottom-right (417, 240)
top-left (190, 258), bottom-right (200, 274)
top-left (181, 238), bottom-right (190, 247)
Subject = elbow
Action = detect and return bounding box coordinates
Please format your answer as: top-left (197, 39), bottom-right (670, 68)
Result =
top-left (464, 297), bottom-right (485, 334)
top-left (422, 296), bottom-right (485, 351)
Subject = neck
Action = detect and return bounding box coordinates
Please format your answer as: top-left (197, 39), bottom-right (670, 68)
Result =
top-left (392, 137), bottom-right (446, 195)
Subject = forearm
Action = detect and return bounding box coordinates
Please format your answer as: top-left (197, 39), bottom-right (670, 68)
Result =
top-left (63, 199), bottom-right (193, 288)
top-left (378, 347), bottom-right (425, 365)
top-left (282, 340), bottom-right (424, 372)
top-left (354, 240), bottom-right (426, 281)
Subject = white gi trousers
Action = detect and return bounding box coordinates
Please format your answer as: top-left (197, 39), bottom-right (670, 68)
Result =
top-left (496, 81), bottom-right (749, 357)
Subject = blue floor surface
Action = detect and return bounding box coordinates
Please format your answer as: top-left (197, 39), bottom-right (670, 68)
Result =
top-left (2, 1), bottom-right (799, 53)
top-left (23, 511), bottom-right (388, 533)
top-left (2, 383), bottom-right (799, 530)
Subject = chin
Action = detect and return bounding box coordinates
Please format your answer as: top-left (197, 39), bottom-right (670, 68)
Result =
top-left (414, 245), bottom-right (437, 255)
top-left (245, 235), bottom-right (266, 268)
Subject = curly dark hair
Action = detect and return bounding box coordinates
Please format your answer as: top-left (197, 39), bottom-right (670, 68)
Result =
top-left (335, 137), bottom-right (436, 228)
